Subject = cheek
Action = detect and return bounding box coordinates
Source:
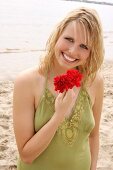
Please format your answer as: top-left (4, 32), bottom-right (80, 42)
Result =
top-left (80, 52), bottom-right (90, 65)
top-left (82, 51), bottom-right (90, 60)
top-left (54, 42), bottom-right (61, 58)
top-left (55, 39), bottom-right (68, 52)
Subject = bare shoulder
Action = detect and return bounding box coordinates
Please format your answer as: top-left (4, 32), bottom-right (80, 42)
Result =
top-left (87, 72), bottom-right (104, 106)
top-left (15, 67), bottom-right (41, 86)
top-left (92, 71), bottom-right (104, 108)
top-left (95, 71), bottom-right (104, 83)
top-left (93, 71), bottom-right (104, 92)
top-left (14, 67), bottom-right (45, 91)
top-left (14, 67), bottom-right (46, 107)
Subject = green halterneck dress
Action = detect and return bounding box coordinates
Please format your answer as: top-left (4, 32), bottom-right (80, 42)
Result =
top-left (17, 80), bottom-right (95, 170)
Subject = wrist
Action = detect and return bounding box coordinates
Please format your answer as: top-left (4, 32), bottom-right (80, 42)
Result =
top-left (52, 112), bottom-right (64, 126)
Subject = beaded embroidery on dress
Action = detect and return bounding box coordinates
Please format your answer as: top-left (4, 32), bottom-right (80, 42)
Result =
top-left (44, 87), bottom-right (91, 146)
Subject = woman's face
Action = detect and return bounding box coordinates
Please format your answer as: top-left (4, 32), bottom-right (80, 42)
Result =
top-left (54, 21), bottom-right (91, 71)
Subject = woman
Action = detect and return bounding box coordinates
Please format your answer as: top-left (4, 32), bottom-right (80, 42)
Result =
top-left (13, 7), bottom-right (104, 170)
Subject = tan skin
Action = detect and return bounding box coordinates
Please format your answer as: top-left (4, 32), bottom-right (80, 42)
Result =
top-left (13, 21), bottom-right (104, 170)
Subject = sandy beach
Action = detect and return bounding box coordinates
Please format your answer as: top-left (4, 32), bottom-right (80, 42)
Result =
top-left (0, 59), bottom-right (113, 170)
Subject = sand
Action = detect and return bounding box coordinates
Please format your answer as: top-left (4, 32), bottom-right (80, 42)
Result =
top-left (0, 59), bottom-right (113, 170)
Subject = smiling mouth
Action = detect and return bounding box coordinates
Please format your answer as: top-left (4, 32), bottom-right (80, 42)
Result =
top-left (62, 53), bottom-right (79, 63)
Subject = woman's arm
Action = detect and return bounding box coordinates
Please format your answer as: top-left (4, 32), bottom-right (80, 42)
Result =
top-left (89, 73), bottom-right (104, 170)
top-left (13, 70), bottom-right (75, 164)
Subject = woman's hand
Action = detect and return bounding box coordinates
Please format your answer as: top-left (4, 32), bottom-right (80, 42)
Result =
top-left (54, 89), bottom-right (76, 122)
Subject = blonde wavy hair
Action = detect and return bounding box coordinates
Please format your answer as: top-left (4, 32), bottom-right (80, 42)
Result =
top-left (39, 7), bottom-right (104, 85)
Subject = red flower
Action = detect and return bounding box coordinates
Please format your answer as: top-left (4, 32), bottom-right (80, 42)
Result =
top-left (54, 69), bottom-right (83, 93)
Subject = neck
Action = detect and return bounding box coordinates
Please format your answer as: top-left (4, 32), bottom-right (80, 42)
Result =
top-left (48, 67), bottom-right (67, 81)
top-left (50, 59), bottom-right (68, 78)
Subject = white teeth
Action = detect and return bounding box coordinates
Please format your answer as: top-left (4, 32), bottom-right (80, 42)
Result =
top-left (63, 53), bottom-right (76, 62)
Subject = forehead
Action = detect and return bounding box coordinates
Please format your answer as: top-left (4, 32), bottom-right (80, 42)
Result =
top-left (62, 21), bottom-right (90, 44)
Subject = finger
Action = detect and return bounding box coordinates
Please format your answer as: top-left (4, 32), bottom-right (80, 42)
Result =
top-left (65, 89), bottom-right (76, 103)
top-left (62, 90), bottom-right (67, 98)
top-left (63, 89), bottom-right (72, 101)
top-left (57, 92), bottom-right (64, 100)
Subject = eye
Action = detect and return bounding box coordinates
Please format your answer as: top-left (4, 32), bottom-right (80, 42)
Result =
top-left (64, 37), bottom-right (74, 43)
top-left (80, 44), bottom-right (88, 50)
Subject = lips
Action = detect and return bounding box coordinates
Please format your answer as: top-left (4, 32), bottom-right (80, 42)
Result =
top-left (62, 53), bottom-right (79, 63)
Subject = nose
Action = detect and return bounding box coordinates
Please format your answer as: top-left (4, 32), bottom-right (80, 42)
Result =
top-left (68, 45), bottom-right (79, 58)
